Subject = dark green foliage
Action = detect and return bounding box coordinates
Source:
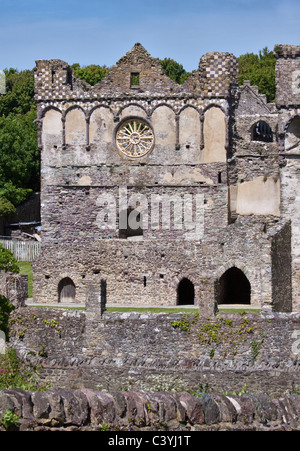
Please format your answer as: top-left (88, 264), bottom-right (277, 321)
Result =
top-left (159, 57), bottom-right (191, 84)
top-left (0, 69), bottom-right (40, 206)
top-left (0, 295), bottom-right (14, 337)
top-left (238, 47), bottom-right (276, 103)
top-left (0, 197), bottom-right (16, 217)
top-left (0, 244), bottom-right (20, 274)
top-left (0, 69), bottom-right (35, 117)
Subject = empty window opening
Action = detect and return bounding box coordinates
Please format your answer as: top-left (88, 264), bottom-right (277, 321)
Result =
top-left (177, 278), bottom-right (195, 305)
top-left (252, 121), bottom-right (273, 142)
top-left (119, 207), bottom-right (143, 239)
top-left (131, 72), bottom-right (140, 87)
top-left (218, 172), bottom-right (222, 183)
top-left (143, 276), bottom-right (147, 287)
top-left (217, 267), bottom-right (251, 305)
top-left (58, 277), bottom-right (76, 303)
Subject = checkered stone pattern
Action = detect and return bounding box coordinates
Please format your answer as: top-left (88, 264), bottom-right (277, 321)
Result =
top-left (201, 52), bottom-right (238, 98)
top-left (35, 59), bottom-right (77, 101)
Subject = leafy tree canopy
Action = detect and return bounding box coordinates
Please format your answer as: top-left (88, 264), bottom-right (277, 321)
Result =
top-left (159, 58), bottom-right (191, 84)
top-left (0, 107), bottom-right (39, 206)
top-left (0, 69), bottom-right (35, 116)
top-left (237, 47), bottom-right (276, 103)
top-left (71, 63), bottom-right (110, 86)
top-left (0, 69), bottom-right (39, 207)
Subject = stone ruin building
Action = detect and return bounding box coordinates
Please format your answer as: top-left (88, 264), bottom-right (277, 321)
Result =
top-left (31, 43), bottom-right (300, 315)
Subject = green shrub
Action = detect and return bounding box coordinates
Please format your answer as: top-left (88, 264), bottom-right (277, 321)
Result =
top-left (0, 245), bottom-right (19, 274)
top-left (0, 295), bottom-right (14, 337)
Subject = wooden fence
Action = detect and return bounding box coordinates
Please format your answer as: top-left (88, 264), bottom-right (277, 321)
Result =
top-left (0, 238), bottom-right (41, 261)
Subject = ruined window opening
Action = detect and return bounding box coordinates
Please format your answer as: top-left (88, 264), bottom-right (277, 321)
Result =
top-left (58, 277), bottom-right (76, 303)
top-left (252, 121), bottom-right (273, 142)
top-left (143, 276), bottom-right (147, 287)
top-left (217, 267), bottom-right (251, 305)
top-left (218, 172), bottom-right (222, 183)
top-left (177, 278), bottom-right (195, 305)
top-left (119, 207), bottom-right (143, 239)
top-left (131, 72), bottom-right (140, 87)
top-left (51, 70), bottom-right (56, 84)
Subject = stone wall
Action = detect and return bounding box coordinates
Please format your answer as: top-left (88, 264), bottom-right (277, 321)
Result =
top-left (8, 307), bottom-right (300, 397)
top-left (1, 388), bottom-right (300, 431)
top-left (32, 218), bottom-right (290, 309)
top-left (0, 271), bottom-right (28, 308)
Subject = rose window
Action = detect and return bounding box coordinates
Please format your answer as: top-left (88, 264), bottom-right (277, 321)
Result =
top-left (116, 119), bottom-right (154, 158)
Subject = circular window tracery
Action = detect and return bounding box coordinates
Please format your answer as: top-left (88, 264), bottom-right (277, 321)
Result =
top-left (116, 118), bottom-right (154, 158)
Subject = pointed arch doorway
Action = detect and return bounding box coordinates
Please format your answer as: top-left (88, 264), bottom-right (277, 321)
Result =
top-left (217, 267), bottom-right (251, 305)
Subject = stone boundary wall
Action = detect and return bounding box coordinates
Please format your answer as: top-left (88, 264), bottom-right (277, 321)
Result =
top-left (0, 388), bottom-right (299, 431)
top-left (8, 308), bottom-right (300, 396)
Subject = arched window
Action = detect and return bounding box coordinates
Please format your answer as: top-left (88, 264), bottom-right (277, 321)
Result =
top-left (217, 267), bottom-right (251, 305)
top-left (252, 121), bottom-right (273, 142)
top-left (58, 277), bottom-right (76, 303)
top-left (177, 278), bottom-right (195, 305)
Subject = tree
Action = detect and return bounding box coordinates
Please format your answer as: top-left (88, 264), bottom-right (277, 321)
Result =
top-left (159, 58), bottom-right (191, 84)
top-left (71, 64), bottom-right (110, 86)
top-left (238, 47), bottom-right (276, 103)
top-left (0, 107), bottom-right (40, 206)
top-left (0, 69), bottom-right (39, 207)
top-left (0, 69), bottom-right (35, 117)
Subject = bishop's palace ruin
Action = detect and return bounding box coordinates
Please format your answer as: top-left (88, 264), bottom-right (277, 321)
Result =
top-left (32, 43), bottom-right (300, 314)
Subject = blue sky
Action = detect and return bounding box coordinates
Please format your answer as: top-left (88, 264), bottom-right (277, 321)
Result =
top-left (0, 0), bottom-right (299, 72)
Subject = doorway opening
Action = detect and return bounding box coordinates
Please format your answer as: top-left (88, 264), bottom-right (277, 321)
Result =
top-left (177, 278), bottom-right (195, 305)
top-left (58, 277), bottom-right (76, 303)
top-left (217, 267), bottom-right (251, 305)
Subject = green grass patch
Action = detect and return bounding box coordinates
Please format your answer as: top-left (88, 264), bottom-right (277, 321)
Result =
top-left (106, 307), bottom-right (199, 313)
top-left (17, 261), bottom-right (32, 298)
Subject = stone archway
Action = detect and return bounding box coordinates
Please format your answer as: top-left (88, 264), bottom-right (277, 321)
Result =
top-left (217, 267), bottom-right (251, 305)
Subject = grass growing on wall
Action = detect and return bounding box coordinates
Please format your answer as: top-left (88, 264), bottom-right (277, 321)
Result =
top-left (17, 261), bottom-right (32, 298)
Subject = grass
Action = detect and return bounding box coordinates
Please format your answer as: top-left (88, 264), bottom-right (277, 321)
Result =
top-left (17, 261), bottom-right (33, 298)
